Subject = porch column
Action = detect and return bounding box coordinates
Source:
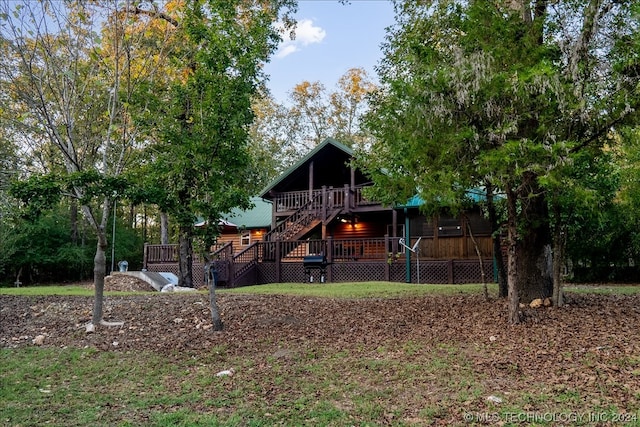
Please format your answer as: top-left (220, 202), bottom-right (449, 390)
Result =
top-left (270, 194), bottom-right (277, 230)
top-left (344, 184), bottom-right (351, 211)
top-left (392, 210), bottom-right (398, 237)
top-left (308, 160), bottom-right (314, 202)
top-left (350, 163), bottom-right (355, 189)
top-left (322, 186), bottom-right (328, 221)
top-left (321, 186), bottom-right (328, 238)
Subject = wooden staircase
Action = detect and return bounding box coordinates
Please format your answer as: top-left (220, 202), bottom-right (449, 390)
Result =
top-left (265, 196), bottom-right (340, 242)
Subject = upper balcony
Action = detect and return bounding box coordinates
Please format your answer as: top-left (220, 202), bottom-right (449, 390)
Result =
top-left (271, 185), bottom-right (384, 217)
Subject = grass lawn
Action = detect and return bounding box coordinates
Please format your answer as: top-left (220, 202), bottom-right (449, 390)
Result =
top-left (3, 281), bottom-right (639, 297)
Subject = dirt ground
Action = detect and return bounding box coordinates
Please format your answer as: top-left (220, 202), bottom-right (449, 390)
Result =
top-left (2, 276), bottom-right (640, 419)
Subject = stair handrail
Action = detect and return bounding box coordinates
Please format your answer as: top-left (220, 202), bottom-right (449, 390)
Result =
top-left (231, 242), bottom-right (259, 280)
top-left (264, 196), bottom-right (322, 241)
top-left (209, 241), bottom-right (233, 260)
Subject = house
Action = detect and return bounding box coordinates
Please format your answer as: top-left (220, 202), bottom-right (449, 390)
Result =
top-left (216, 197), bottom-right (272, 250)
top-left (144, 138), bottom-right (495, 286)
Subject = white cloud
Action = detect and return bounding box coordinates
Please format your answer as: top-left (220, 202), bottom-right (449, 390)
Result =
top-left (276, 44), bottom-right (299, 58)
top-left (275, 18), bottom-right (326, 59)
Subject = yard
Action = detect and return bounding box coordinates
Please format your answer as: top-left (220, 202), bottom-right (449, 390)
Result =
top-left (1, 279), bottom-right (640, 426)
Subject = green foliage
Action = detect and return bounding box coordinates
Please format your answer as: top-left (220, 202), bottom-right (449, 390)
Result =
top-left (3, 204), bottom-right (95, 284)
top-left (108, 214), bottom-right (145, 271)
top-left (360, 1), bottom-right (576, 209)
top-left (9, 174), bottom-right (62, 220)
top-left (0, 216), bottom-right (18, 280)
top-left (132, 0), bottom-right (295, 259)
top-left (65, 171), bottom-right (129, 204)
top-left (358, 1), bottom-right (640, 299)
top-left (0, 201), bottom-right (144, 285)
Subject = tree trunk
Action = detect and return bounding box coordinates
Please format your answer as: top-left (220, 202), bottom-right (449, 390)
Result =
top-left (506, 187), bottom-right (521, 324)
top-left (516, 176), bottom-right (553, 303)
top-left (160, 212), bottom-right (169, 245)
top-left (206, 261), bottom-right (224, 331)
top-left (91, 229), bottom-right (108, 325)
top-left (552, 205), bottom-right (565, 307)
top-left (70, 199), bottom-right (79, 244)
top-left (178, 225), bottom-right (193, 287)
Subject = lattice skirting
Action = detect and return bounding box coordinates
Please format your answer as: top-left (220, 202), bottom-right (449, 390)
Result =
top-left (147, 259), bottom-right (495, 286)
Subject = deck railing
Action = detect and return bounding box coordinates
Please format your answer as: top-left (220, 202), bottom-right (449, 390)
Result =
top-left (144, 236), bottom-right (491, 266)
top-left (272, 185), bottom-right (376, 214)
top-left (144, 235), bottom-right (492, 286)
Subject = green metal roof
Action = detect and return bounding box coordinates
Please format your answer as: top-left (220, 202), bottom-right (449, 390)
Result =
top-left (398, 188), bottom-right (504, 208)
top-left (223, 197), bottom-right (272, 229)
top-left (259, 137), bottom-right (354, 197)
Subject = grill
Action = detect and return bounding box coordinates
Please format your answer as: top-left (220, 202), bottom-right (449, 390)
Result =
top-left (303, 255), bottom-right (329, 283)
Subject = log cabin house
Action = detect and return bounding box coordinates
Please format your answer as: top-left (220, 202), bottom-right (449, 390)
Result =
top-left (143, 138), bottom-right (495, 286)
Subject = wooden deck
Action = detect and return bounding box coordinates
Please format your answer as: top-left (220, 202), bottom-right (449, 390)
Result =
top-left (143, 236), bottom-right (495, 287)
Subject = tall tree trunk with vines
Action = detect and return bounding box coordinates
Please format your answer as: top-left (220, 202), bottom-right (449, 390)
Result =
top-left (178, 225), bottom-right (194, 288)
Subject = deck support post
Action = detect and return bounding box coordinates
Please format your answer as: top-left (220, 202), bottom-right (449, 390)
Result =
top-left (405, 208), bottom-right (411, 283)
top-left (384, 234), bottom-right (390, 281)
top-left (327, 236), bottom-right (333, 282)
top-left (275, 239), bottom-right (281, 283)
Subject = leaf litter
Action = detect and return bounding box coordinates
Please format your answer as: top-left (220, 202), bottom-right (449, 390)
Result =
top-left (2, 277), bottom-right (640, 424)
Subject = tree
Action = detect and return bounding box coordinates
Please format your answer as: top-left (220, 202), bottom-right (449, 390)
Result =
top-left (0, 127), bottom-right (20, 281)
top-left (247, 92), bottom-right (302, 188)
top-left (247, 67), bottom-right (376, 179)
top-left (288, 68), bottom-right (376, 149)
top-left (330, 68), bottom-right (376, 148)
top-left (131, 0), bottom-right (295, 309)
top-left (358, 0), bottom-right (640, 323)
top-left (0, 0), bottom-right (166, 328)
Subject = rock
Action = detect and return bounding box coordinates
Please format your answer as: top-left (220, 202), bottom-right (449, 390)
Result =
top-left (489, 335), bottom-right (497, 342)
top-left (486, 395), bottom-right (503, 404)
top-left (529, 298), bottom-right (543, 308)
top-left (32, 335), bottom-right (45, 345)
top-left (543, 297), bottom-right (552, 307)
top-left (216, 368), bottom-right (235, 377)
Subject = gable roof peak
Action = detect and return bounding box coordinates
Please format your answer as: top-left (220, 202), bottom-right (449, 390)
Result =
top-left (259, 137), bottom-right (354, 197)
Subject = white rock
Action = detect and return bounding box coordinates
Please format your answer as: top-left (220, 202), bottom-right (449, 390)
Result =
top-left (32, 335), bottom-right (45, 345)
top-left (216, 368), bottom-right (235, 377)
top-left (487, 395), bottom-right (503, 404)
top-left (161, 283), bottom-right (175, 292)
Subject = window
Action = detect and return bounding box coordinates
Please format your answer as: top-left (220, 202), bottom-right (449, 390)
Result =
top-left (240, 232), bottom-right (251, 246)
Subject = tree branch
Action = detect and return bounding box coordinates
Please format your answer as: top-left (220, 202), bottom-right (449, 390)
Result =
top-left (126, 5), bottom-right (179, 28)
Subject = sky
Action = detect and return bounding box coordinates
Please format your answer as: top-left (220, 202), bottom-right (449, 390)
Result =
top-left (264, 0), bottom-right (396, 104)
